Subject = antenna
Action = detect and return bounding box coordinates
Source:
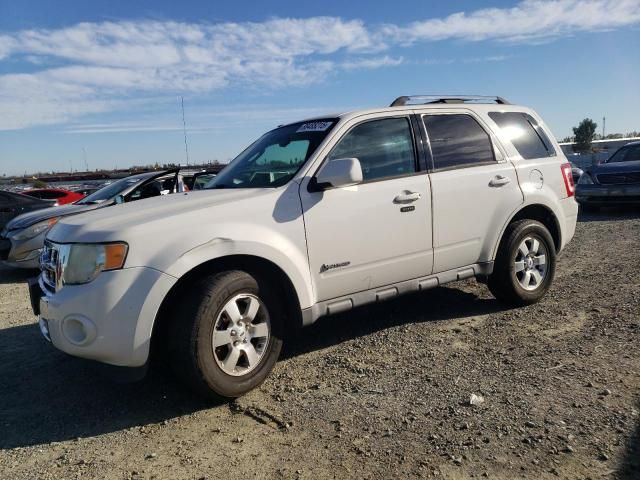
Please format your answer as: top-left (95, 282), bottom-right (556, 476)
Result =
top-left (181, 96), bottom-right (190, 166)
top-left (82, 147), bottom-right (88, 172)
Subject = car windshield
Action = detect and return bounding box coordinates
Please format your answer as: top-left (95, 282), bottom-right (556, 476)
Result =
top-left (76, 176), bottom-right (146, 204)
top-left (607, 144), bottom-right (640, 163)
top-left (205, 119), bottom-right (337, 189)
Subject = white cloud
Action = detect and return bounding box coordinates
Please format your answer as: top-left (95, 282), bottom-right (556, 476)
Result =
top-left (341, 55), bottom-right (404, 70)
top-left (383, 0), bottom-right (640, 44)
top-left (0, 1), bottom-right (639, 130)
top-left (63, 106), bottom-right (354, 134)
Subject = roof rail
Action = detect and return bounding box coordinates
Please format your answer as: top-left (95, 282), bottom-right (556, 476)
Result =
top-left (390, 95), bottom-right (511, 107)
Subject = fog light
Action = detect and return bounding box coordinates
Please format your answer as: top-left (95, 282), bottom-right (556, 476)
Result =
top-left (62, 316), bottom-right (97, 346)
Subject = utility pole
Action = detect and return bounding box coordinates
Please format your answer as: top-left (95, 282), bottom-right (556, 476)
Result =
top-left (69, 159), bottom-right (73, 173)
top-left (181, 96), bottom-right (190, 166)
top-left (602, 116), bottom-right (606, 139)
top-left (82, 147), bottom-right (88, 172)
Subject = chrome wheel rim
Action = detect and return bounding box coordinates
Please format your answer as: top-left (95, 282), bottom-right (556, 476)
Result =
top-left (212, 293), bottom-right (270, 377)
top-left (513, 235), bottom-right (548, 291)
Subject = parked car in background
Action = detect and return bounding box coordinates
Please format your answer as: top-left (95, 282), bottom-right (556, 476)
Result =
top-left (191, 171), bottom-right (217, 190)
top-left (71, 186), bottom-right (102, 196)
top-left (1, 169), bottom-right (185, 268)
top-left (22, 188), bottom-right (85, 206)
top-left (0, 190), bottom-right (54, 231)
top-left (576, 141), bottom-right (640, 208)
top-left (30, 95), bottom-right (578, 399)
top-left (183, 170), bottom-right (218, 191)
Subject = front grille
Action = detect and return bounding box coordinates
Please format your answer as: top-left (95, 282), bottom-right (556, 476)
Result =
top-left (40, 240), bottom-right (59, 295)
top-left (597, 172), bottom-right (640, 185)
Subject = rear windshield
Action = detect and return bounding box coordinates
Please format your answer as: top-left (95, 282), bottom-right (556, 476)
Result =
top-left (206, 119), bottom-right (337, 189)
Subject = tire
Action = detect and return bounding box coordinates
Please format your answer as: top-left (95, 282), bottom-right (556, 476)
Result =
top-left (488, 219), bottom-right (556, 307)
top-left (168, 270), bottom-right (283, 399)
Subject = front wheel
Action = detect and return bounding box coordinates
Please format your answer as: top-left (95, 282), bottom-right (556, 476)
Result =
top-left (488, 219), bottom-right (556, 306)
top-left (169, 270), bottom-right (283, 399)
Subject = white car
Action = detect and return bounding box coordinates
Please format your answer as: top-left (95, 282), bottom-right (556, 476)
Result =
top-left (31, 95), bottom-right (578, 399)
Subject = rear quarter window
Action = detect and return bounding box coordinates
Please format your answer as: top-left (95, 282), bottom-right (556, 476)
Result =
top-left (489, 112), bottom-right (556, 160)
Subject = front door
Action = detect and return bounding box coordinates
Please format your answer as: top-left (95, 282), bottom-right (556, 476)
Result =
top-left (299, 115), bottom-right (433, 302)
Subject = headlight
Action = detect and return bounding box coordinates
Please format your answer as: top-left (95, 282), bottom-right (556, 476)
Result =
top-left (577, 173), bottom-right (594, 185)
top-left (12, 218), bottom-right (59, 241)
top-left (61, 242), bottom-right (128, 285)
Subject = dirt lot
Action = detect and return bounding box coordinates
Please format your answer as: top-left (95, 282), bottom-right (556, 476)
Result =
top-left (0, 210), bottom-right (638, 480)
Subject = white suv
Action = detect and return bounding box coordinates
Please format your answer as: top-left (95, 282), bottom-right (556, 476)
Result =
top-left (30, 95), bottom-right (578, 398)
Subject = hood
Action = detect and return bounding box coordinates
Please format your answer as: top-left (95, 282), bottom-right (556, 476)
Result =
top-left (4, 202), bottom-right (103, 232)
top-left (589, 160), bottom-right (640, 175)
top-left (48, 188), bottom-right (276, 243)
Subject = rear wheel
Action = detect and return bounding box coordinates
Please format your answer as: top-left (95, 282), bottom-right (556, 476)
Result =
top-left (169, 270), bottom-right (283, 399)
top-left (488, 220), bottom-right (556, 306)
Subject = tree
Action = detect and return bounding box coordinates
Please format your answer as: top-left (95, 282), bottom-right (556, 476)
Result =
top-left (572, 118), bottom-right (597, 152)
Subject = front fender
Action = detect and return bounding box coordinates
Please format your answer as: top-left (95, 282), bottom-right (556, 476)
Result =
top-left (162, 233), bottom-right (314, 310)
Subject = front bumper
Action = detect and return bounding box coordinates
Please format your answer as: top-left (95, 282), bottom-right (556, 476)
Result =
top-left (575, 184), bottom-right (640, 205)
top-left (31, 266), bottom-right (177, 367)
top-left (0, 231), bottom-right (46, 269)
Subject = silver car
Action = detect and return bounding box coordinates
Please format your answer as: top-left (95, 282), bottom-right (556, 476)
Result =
top-left (0, 169), bottom-right (184, 268)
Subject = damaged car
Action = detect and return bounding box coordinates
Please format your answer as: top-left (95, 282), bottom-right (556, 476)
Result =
top-left (0, 169), bottom-right (184, 269)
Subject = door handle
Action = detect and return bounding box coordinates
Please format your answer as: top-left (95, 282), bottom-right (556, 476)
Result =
top-left (489, 175), bottom-right (511, 187)
top-left (393, 191), bottom-right (421, 204)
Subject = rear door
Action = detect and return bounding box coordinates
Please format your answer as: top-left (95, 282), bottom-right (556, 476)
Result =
top-left (421, 110), bottom-right (523, 273)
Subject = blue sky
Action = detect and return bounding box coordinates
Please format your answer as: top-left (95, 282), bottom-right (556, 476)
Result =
top-left (0, 0), bottom-right (639, 176)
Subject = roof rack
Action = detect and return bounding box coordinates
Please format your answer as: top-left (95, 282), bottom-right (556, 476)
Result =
top-left (390, 95), bottom-right (511, 107)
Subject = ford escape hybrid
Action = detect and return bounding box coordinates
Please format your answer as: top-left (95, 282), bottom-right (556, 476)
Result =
top-left (30, 95), bottom-right (578, 399)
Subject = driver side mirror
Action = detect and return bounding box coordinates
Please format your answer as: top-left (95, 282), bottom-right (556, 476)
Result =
top-left (114, 194), bottom-right (125, 204)
top-left (312, 158), bottom-right (363, 191)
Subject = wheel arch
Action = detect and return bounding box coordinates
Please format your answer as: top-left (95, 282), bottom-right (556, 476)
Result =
top-left (493, 203), bottom-right (561, 259)
top-left (150, 254), bottom-right (304, 360)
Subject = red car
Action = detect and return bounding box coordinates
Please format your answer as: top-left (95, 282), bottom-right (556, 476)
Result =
top-left (21, 188), bottom-right (85, 206)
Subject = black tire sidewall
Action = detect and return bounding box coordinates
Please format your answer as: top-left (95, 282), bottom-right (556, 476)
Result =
top-left (504, 221), bottom-right (556, 302)
top-left (192, 272), bottom-right (283, 398)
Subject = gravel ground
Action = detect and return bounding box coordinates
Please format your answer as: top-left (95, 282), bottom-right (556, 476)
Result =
top-left (0, 209), bottom-right (638, 480)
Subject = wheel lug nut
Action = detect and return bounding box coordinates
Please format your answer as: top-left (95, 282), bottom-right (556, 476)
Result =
top-left (243, 339), bottom-right (247, 344)
top-left (230, 330), bottom-right (237, 336)
top-left (233, 341), bottom-right (240, 347)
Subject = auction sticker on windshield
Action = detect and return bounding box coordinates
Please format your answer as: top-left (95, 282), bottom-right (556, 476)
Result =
top-left (296, 121), bottom-right (333, 132)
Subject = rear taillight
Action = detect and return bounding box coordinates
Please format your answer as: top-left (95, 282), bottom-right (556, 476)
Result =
top-left (560, 163), bottom-right (575, 197)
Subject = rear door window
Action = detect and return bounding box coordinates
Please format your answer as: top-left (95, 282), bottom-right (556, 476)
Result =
top-left (489, 112), bottom-right (556, 159)
top-left (423, 114), bottom-right (495, 170)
